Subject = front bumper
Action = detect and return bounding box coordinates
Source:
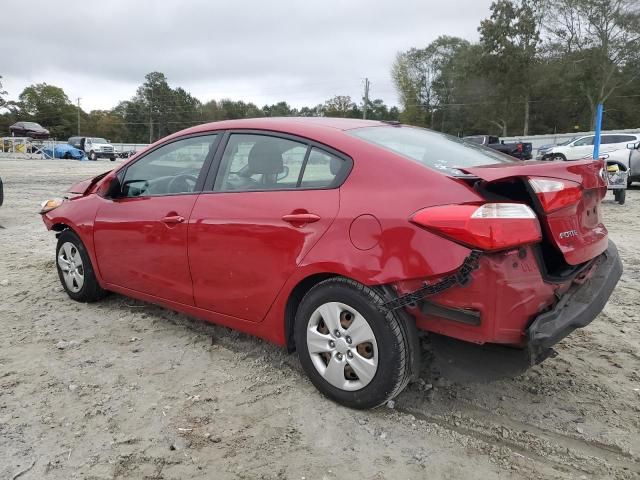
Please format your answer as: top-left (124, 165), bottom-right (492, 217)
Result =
top-left (526, 241), bottom-right (622, 363)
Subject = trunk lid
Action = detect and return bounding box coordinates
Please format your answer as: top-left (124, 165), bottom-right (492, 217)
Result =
top-left (459, 159), bottom-right (608, 266)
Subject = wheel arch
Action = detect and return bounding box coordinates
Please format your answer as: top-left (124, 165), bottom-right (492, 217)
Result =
top-left (284, 272), bottom-right (341, 352)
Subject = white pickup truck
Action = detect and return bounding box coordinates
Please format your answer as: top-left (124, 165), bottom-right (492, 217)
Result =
top-left (67, 136), bottom-right (116, 161)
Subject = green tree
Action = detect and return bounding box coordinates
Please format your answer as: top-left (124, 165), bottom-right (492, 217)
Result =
top-left (18, 83), bottom-right (78, 138)
top-left (392, 36), bottom-right (471, 127)
top-left (323, 95), bottom-right (360, 118)
top-left (479, 0), bottom-right (544, 135)
top-left (262, 101), bottom-right (294, 117)
top-left (545, 0), bottom-right (640, 127)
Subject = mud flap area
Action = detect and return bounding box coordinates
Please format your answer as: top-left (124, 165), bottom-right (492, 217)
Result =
top-left (526, 241), bottom-right (623, 364)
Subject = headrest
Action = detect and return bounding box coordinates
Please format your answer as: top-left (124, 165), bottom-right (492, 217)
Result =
top-left (248, 141), bottom-right (284, 175)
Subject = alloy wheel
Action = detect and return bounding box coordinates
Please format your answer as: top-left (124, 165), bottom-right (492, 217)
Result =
top-left (57, 242), bottom-right (85, 293)
top-left (306, 302), bottom-right (378, 391)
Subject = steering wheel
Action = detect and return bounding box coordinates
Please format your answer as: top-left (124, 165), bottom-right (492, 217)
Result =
top-left (167, 174), bottom-right (198, 194)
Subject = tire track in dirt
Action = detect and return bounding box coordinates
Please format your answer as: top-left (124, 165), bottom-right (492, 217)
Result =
top-left (397, 401), bottom-right (640, 477)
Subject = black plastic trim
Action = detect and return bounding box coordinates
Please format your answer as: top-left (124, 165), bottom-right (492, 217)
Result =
top-left (526, 240), bottom-right (623, 364)
top-left (420, 300), bottom-right (481, 326)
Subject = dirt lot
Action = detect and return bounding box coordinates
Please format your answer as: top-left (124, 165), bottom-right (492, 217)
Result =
top-left (0, 157), bottom-right (639, 479)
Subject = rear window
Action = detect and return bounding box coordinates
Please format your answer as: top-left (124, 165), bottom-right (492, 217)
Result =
top-left (349, 126), bottom-right (514, 175)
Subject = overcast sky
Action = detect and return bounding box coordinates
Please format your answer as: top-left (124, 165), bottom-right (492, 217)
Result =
top-left (1, 0), bottom-right (493, 112)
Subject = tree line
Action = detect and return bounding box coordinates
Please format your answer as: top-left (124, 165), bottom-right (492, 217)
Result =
top-left (392, 0), bottom-right (640, 136)
top-left (0, 72), bottom-right (398, 143)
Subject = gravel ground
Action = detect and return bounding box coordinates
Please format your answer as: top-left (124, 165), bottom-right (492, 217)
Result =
top-left (0, 157), bottom-right (639, 480)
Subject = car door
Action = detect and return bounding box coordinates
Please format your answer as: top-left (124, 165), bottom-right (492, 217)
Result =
top-left (93, 134), bottom-right (219, 305)
top-left (188, 132), bottom-right (348, 322)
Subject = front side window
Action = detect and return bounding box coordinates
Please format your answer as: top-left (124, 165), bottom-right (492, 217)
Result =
top-left (121, 134), bottom-right (217, 197)
top-left (215, 134), bottom-right (307, 191)
top-left (350, 126), bottom-right (514, 175)
top-left (573, 136), bottom-right (594, 146)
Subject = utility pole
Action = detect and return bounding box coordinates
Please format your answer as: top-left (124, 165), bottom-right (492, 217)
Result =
top-left (149, 89), bottom-right (153, 144)
top-left (362, 78), bottom-right (370, 120)
top-left (76, 97), bottom-right (81, 135)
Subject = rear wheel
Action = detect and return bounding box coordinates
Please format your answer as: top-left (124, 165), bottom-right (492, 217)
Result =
top-left (56, 229), bottom-right (106, 302)
top-left (627, 178), bottom-right (634, 188)
top-left (294, 278), bottom-right (414, 409)
top-left (110, 157), bottom-right (116, 162)
top-left (89, 150), bottom-right (97, 161)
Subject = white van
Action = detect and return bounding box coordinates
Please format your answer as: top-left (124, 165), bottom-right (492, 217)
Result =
top-left (538, 133), bottom-right (640, 161)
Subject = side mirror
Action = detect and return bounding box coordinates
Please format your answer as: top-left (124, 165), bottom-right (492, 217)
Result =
top-left (627, 142), bottom-right (639, 150)
top-left (106, 176), bottom-right (123, 198)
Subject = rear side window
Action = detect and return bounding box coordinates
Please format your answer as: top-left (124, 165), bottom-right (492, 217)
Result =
top-left (615, 135), bottom-right (637, 143)
top-left (350, 126), bottom-right (513, 175)
top-left (601, 135), bottom-right (618, 144)
top-left (300, 148), bottom-right (344, 188)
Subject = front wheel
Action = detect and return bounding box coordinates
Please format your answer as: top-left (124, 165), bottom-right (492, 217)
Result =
top-left (294, 278), bottom-right (414, 409)
top-left (88, 150), bottom-right (97, 161)
top-left (551, 153), bottom-right (567, 161)
top-left (56, 229), bottom-right (106, 302)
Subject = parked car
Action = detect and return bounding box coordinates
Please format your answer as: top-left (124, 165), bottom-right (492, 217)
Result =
top-left (9, 121), bottom-right (50, 139)
top-left (537, 133), bottom-right (640, 161)
top-left (604, 141), bottom-right (640, 187)
top-left (40, 118), bottom-right (622, 409)
top-left (68, 136), bottom-right (116, 161)
top-left (463, 135), bottom-right (533, 160)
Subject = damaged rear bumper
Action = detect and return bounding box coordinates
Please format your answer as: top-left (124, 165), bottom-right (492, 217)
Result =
top-left (526, 240), bottom-right (622, 364)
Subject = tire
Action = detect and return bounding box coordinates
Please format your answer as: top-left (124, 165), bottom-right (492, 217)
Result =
top-left (551, 153), bottom-right (567, 161)
top-left (294, 278), bottom-right (414, 409)
top-left (0, 177), bottom-right (3, 207)
top-left (614, 189), bottom-right (626, 205)
top-left (89, 150), bottom-right (97, 161)
top-left (627, 178), bottom-right (633, 188)
top-left (56, 229), bottom-right (106, 302)
top-left (110, 157), bottom-right (116, 162)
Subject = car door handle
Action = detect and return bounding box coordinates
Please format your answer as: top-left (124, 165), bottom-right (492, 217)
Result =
top-left (161, 215), bottom-right (185, 225)
top-left (282, 213), bottom-right (321, 225)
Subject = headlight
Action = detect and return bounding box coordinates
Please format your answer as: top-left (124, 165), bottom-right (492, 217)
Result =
top-left (40, 197), bottom-right (65, 214)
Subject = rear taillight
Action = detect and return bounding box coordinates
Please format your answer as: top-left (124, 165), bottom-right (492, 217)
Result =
top-left (517, 143), bottom-right (523, 153)
top-left (411, 203), bottom-right (542, 251)
top-left (528, 177), bottom-right (582, 213)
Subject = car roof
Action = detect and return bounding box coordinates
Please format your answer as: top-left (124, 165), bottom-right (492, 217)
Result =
top-left (154, 117), bottom-right (398, 152)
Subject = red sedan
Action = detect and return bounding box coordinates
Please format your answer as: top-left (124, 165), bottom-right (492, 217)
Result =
top-left (40, 118), bottom-right (622, 408)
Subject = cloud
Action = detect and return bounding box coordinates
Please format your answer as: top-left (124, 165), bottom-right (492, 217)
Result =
top-left (0, 0), bottom-right (492, 110)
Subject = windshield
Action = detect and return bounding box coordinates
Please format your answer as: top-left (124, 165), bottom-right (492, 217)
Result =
top-left (350, 126), bottom-right (514, 175)
top-left (89, 138), bottom-right (109, 144)
top-left (24, 122), bottom-right (42, 128)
